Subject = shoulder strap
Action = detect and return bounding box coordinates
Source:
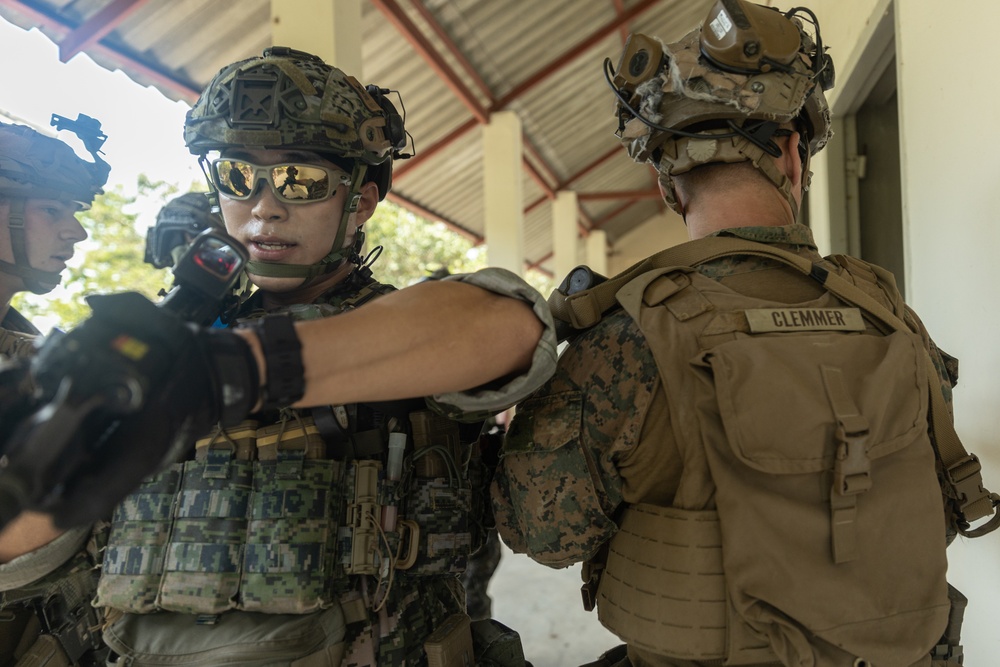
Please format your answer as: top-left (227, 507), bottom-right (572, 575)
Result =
top-left (551, 236), bottom-right (999, 536)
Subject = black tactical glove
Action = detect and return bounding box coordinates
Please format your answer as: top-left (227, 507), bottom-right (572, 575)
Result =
top-left (0, 357), bottom-right (38, 454)
top-left (0, 292), bottom-right (259, 529)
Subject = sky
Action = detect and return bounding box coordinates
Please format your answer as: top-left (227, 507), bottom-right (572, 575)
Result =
top-left (0, 15), bottom-right (203, 226)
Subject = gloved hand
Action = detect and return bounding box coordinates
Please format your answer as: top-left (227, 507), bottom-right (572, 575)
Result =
top-left (0, 356), bottom-right (38, 455)
top-left (0, 292), bottom-right (259, 529)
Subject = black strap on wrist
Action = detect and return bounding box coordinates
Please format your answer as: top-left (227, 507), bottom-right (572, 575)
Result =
top-left (243, 314), bottom-right (305, 411)
top-left (203, 327), bottom-right (259, 427)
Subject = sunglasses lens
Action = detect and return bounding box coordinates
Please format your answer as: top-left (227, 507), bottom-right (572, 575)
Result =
top-left (270, 164), bottom-right (335, 201)
top-left (213, 159), bottom-right (255, 199)
top-left (212, 160), bottom-right (348, 203)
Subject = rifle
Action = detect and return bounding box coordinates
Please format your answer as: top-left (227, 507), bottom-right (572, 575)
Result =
top-left (0, 229), bottom-right (248, 530)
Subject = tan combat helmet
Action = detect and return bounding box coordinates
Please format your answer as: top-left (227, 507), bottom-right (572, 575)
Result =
top-left (608, 0), bottom-right (834, 218)
top-left (0, 114), bottom-right (110, 293)
top-left (184, 46), bottom-right (410, 281)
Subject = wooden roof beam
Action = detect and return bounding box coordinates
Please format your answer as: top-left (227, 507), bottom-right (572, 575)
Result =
top-left (370, 0), bottom-right (489, 124)
top-left (493, 0), bottom-right (660, 109)
top-left (58, 0), bottom-right (149, 63)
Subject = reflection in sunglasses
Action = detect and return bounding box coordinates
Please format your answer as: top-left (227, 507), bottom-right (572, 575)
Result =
top-left (210, 159), bottom-right (351, 203)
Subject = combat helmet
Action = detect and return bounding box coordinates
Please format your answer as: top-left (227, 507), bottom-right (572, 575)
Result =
top-left (0, 114), bottom-right (110, 293)
top-left (184, 46), bottom-right (409, 280)
top-left (608, 0), bottom-right (834, 217)
top-left (144, 192), bottom-right (224, 269)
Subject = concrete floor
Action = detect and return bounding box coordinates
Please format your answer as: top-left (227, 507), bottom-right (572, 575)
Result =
top-left (487, 543), bottom-right (620, 667)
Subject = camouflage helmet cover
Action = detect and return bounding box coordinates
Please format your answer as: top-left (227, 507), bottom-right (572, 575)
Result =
top-left (184, 46), bottom-right (401, 167)
top-left (0, 121), bottom-right (109, 206)
top-left (613, 0), bottom-right (834, 213)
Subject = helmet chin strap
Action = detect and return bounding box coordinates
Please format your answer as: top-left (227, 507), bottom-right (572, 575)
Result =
top-left (0, 198), bottom-right (61, 294)
top-left (244, 162), bottom-right (369, 283)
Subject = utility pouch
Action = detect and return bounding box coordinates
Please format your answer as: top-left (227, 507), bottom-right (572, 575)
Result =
top-left (96, 466), bottom-right (183, 613)
top-left (696, 329), bottom-right (950, 666)
top-left (393, 409), bottom-right (475, 575)
top-left (339, 460), bottom-right (384, 578)
top-left (102, 606), bottom-right (347, 667)
top-left (14, 632), bottom-right (71, 666)
top-left (469, 618), bottom-right (528, 667)
top-left (401, 477), bottom-right (472, 575)
top-left (239, 458), bottom-right (342, 613)
top-left (157, 457), bottom-right (253, 614)
top-left (496, 390), bottom-right (618, 568)
top-left (423, 612), bottom-right (474, 667)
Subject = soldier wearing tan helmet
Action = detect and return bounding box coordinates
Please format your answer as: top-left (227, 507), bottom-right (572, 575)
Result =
top-left (493, 2), bottom-right (997, 666)
top-left (0, 115), bottom-right (108, 360)
top-left (0, 48), bottom-right (557, 667)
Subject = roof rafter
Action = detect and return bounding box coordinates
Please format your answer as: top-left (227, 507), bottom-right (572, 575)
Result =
top-left (58, 0), bottom-right (149, 62)
top-left (0, 0), bottom-right (199, 100)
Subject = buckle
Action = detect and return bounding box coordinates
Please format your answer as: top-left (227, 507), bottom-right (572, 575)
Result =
top-left (833, 429), bottom-right (871, 496)
top-left (945, 454), bottom-right (991, 521)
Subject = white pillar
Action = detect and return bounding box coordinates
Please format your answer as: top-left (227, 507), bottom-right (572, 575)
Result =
top-left (586, 228), bottom-right (608, 277)
top-left (483, 111), bottom-right (524, 275)
top-left (552, 190), bottom-right (579, 285)
top-left (270, 0), bottom-right (362, 75)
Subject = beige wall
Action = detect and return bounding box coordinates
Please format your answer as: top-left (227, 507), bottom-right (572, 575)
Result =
top-left (608, 209), bottom-right (688, 275)
top-left (809, 0), bottom-right (1000, 660)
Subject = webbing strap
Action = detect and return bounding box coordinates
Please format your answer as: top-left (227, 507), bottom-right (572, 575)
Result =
top-left (552, 236), bottom-right (999, 535)
top-left (822, 365), bottom-right (872, 564)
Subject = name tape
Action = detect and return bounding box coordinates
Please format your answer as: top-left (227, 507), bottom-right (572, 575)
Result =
top-left (745, 307), bottom-right (866, 333)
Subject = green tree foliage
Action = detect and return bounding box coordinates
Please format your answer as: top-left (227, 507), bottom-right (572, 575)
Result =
top-left (364, 201), bottom-right (556, 297)
top-left (364, 201), bottom-right (487, 286)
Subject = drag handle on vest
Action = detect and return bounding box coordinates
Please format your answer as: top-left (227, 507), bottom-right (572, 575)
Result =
top-left (0, 230), bottom-right (247, 530)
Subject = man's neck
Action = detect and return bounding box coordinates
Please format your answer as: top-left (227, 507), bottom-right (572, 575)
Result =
top-left (261, 261), bottom-right (356, 310)
top-left (685, 187), bottom-right (796, 240)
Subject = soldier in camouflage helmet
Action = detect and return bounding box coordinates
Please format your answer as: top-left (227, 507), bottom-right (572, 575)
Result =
top-left (0, 116), bottom-right (111, 666)
top-left (492, 2), bottom-right (993, 666)
top-left (144, 191), bottom-right (223, 270)
top-left (0, 116), bottom-right (108, 360)
top-left (0, 47), bottom-right (558, 667)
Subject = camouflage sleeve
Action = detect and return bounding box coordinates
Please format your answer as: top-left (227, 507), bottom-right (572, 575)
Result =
top-left (0, 526), bottom-right (90, 591)
top-left (491, 311), bottom-right (657, 568)
top-left (427, 268), bottom-right (558, 422)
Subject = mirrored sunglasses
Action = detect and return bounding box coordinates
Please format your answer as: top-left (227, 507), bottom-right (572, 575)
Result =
top-left (210, 159), bottom-right (352, 204)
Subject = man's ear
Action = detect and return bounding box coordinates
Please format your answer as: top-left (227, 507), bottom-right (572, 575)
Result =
top-left (353, 181), bottom-right (380, 226)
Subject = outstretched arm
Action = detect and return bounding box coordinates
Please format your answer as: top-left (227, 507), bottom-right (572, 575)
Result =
top-left (0, 271), bottom-right (553, 560)
top-left (239, 274), bottom-right (551, 410)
